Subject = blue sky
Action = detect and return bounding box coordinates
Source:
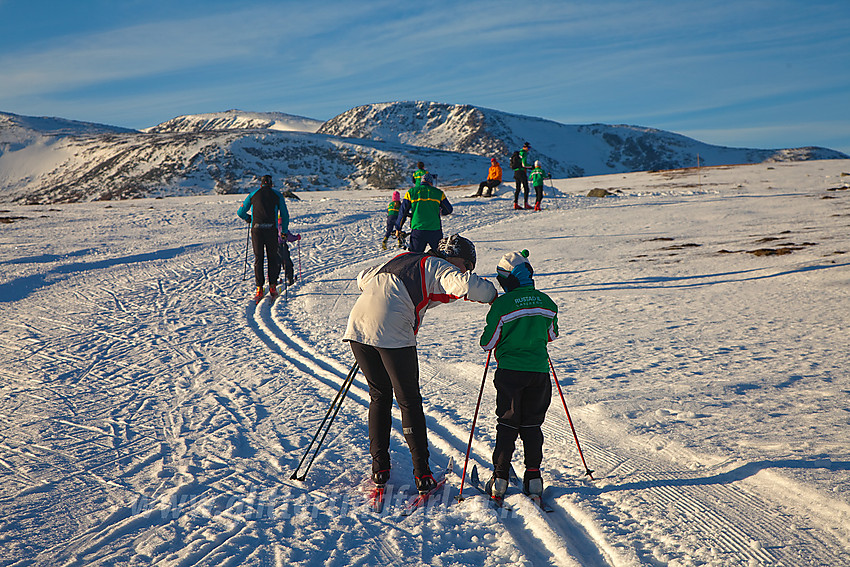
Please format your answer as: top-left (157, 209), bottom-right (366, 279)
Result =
top-left (2, 0), bottom-right (849, 154)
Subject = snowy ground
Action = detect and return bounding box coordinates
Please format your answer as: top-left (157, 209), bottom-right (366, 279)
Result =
top-left (1, 160), bottom-right (849, 566)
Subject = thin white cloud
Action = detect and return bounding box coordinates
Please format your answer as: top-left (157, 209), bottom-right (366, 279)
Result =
top-left (0, 4), bottom-right (361, 98)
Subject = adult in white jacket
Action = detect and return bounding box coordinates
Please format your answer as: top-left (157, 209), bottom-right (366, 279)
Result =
top-left (343, 234), bottom-right (497, 492)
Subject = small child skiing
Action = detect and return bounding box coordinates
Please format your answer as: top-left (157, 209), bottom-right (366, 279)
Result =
top-left (382, 191), bottom-right (402, 250)
top-left (529, 160), bottom-right (552, 211)
top-left (278, 210), bottom-right (299, 286)
top-left (480, 249), bottom-right (559, 500)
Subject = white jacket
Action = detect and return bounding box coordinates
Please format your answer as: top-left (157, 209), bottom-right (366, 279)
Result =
top-left (343, 252), bottom-right (497, 348)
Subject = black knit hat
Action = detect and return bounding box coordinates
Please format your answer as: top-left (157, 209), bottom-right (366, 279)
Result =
top-left (437, 234), bottom-right (476, 270)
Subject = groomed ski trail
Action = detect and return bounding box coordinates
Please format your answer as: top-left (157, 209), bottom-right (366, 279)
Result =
top-left (2, 174), bottom-right (848, 566)
top-left (249, 194), bottom-right (604, 566)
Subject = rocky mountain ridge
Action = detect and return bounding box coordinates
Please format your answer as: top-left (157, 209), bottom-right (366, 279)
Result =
top-left (1, 104), bottom-right (846, 204)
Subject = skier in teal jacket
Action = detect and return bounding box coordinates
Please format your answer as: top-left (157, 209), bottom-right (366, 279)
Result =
top-left (480, 249), bottom-right (558, 499)
top-left (237, 175), bottom-right (289, 302)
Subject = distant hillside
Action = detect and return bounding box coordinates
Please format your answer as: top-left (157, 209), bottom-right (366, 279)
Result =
top-left (0, 112), bottom-right (485, 204)
top-left (0, 112), bottom-right (137, 140)
top-left (143, 110), bottom-right (323, 134)
top-left (1, 104), bottom-right (846, 204)
top-left (319, 101), bottom-right (848, 178)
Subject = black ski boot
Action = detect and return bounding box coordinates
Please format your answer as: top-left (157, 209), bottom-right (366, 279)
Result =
top-left (414, 473), bottom-right (436, 494)
top-left (372, 469), bottom-right (390, 485)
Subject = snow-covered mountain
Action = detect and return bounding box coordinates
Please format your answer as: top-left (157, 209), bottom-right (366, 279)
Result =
top-left (0, 112), bottom-right (136, 142)
top-left (319, 101), bottom-right (848, 178)
top-left (0, 110), bottom-right (485, 204)
top-left (142, 110), bottom-right (323, 134)
top-left (1, 104), bottom-right (846, 204)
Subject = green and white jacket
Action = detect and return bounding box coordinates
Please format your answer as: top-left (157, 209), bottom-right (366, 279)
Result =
top-left (530, 166), bottom-right (550, 188)
top-left (480, 286), bottom-right (558, 373)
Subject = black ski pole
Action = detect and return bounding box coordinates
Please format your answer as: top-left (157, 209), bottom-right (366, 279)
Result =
top-left (457, 350), bottom-right (491, 502)
top-left (549, 356), bottom-right (594, 479)
top-left (290, 362), bottom-right (359, 481)
top-left (297, 235), bottom-right (302, 282)
top-left (242, 222), bottom-right (251, 281)
top-left (296, 364), bottom-right (358, 480)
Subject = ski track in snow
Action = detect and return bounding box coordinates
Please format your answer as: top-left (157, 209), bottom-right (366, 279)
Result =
top-left (1, 163), bottom-right (849, 566)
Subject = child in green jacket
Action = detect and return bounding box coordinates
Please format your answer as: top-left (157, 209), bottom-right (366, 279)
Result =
top-left (382, 191), bottom-right (401, 250)
top-left (529, 160), bottom-right (552, 211)
top-left (480, 249), bottom-right (559, 499)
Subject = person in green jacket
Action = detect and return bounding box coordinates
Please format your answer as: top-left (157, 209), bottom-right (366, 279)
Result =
top-left (412, 161), bottom-right (428, 187)
top-left (394, 173), bottom-right (453, 253)
top-left (529, 160), bottom-right (552, 211)
top-left (512, 142), bottom-right (533, 210)
top-left (382, 190), bottom-right (402, 250)
top-left (480, 249), bottom-right (558, 499)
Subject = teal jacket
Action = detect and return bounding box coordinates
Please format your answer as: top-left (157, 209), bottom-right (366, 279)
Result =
top-left (480, 286), bottom-right (558, 373)
top-left (237, 186), bottom-right (289, 233)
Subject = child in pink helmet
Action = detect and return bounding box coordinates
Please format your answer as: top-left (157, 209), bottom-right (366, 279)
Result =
top-left (382, 191), bottom-right (402, 250)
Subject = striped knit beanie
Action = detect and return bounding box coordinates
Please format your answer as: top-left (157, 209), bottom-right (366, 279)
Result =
top-left (496, 249), bottom-right (534, 292)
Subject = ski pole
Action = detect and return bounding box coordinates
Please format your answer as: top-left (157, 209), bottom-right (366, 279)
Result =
top-left (297, 236), bottom-right (302, 282)
top-left (457, 350), bottom-right (491, 501)
top-left (242, 223), bottom-right (251, 281)
top-left (290, 362), bottom-right (359, 481)
top-left (546, 178), bottom-right (557, 210)
top-left (297, 363), bottom-right (358, 480)
top-left (548, 356), bottom-right (594, 479)
top-left (282, 238), bottom-right (289, 300)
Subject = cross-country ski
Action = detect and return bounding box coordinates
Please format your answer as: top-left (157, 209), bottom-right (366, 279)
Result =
top-left (467, 465), bottom-right (514, 511)
top-left (400, 457), bottom-right (454, 517)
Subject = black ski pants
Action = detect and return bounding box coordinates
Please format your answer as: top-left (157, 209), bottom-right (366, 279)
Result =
top-left (349, 342), bottom-right (431, 477)
top-left (475, 179), bottom-right (501, 196)
top-left (533, 184), bottom-right (544, 206)
top-left (408, 229), bottom-right (442, 255)
top-left (384, 214), bottom-right (399, 239)
top-left (513, 170), bottom-right (530, 204)
top-left (492, 367), bottom-right (551, 479)
top-left (252, 225), bottom-right (281, 287)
